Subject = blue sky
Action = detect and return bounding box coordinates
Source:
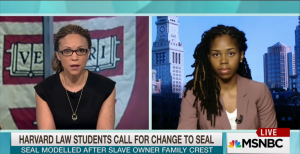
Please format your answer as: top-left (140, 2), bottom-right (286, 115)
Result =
top-left (152, 16), bottom-right (299, 85)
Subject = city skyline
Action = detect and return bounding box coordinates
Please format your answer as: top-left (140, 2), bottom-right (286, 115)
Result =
top-left (152, 16), bottom-right (299, 85)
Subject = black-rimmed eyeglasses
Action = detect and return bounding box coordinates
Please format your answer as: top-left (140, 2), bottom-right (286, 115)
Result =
top-left (58, 48), bottom-right (89, 56)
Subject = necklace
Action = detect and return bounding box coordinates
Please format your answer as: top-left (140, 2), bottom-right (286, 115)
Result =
top-left (63, 72), bottom-right (84, 121)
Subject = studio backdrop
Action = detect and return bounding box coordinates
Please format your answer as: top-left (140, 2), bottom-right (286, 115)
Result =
top-left (0, 16), bottom-right (149, 129)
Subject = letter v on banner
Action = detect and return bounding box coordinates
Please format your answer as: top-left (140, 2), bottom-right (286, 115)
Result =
top-left (227, 128), bottom-right (290, 153)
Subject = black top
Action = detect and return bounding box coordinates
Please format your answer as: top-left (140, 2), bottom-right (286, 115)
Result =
top-left (34, 70), bottom-right (116, 129)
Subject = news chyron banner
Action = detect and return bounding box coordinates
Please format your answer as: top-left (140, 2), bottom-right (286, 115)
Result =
top-left (9, 133), bottom-right (223, 154)
top-left (0, 16), bottom-right (149, 129)
top-left (227, 128), bottom-right (290, 153)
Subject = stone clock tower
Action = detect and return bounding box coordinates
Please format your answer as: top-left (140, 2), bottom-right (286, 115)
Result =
top-left (152, 16), bottom-right (184, 98)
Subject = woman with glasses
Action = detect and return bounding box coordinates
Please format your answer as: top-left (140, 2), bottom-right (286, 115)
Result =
top-left (34, 24), bottom-right (116, 130)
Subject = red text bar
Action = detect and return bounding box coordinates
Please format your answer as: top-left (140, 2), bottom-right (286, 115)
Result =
top-left (256, 128), bottom-right (290, 137)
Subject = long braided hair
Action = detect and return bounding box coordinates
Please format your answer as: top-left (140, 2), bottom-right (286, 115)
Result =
top-left (183, 25), bottom-right (252, 127)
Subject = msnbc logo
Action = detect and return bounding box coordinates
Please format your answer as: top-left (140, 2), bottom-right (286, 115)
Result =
top-left (228, 140), bottom-right (241, 148)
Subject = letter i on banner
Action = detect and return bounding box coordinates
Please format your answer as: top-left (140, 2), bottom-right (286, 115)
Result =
top-left (227, 128), bottom-right (290, 154)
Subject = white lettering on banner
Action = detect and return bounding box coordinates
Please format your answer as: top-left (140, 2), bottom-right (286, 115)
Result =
top-left (132, 147), bottom-right (160, 153)
top-left (189, 147), bottom-right (213, 153)
top-left (41, 147), bottom-right (81, 153)
top-left (162, 147), bottom-right (187, 153)
top-left (260, 128), bottom-right (277, 136)
top-left (83, 147), bottom-right (106, 153)
top-left (227, 133), bottom-right (290, 153)
top-left (11, 133), bottom-right (223, 146)
top-left (109, 147), bottom-right (131, 153)
top-left (21, 147), bottom-right (40, 153)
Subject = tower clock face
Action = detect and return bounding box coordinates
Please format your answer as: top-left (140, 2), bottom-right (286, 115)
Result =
top-left (160, 26), bottom-right (165, 32)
